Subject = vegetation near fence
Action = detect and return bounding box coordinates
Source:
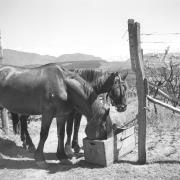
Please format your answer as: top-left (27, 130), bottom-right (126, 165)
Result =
top-left (128, 18), bottom-right (180, 165)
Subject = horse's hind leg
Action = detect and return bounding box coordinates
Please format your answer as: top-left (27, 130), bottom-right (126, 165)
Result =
top-left (65, 110), bottom-right (75, 158)
top-left (72, 112), bottom-right (82, 153)
top-left (11, 112), bottom-right (20, 134)
top-left (20, 115), bottom-right (36, 152)
top-left (34, 110), bottom-right (54, 168)
top-left (56, 114), bottom-right (72, 164)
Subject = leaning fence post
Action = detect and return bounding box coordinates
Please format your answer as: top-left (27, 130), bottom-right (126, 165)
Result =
top-left (1, 109), bottom-right (9, 134)
top-left (0, 31), bottom-right (9, 134)
top-left (128, 19), bottom-right (147, 164)
top-left (128, 19), bottom-right (136, 72)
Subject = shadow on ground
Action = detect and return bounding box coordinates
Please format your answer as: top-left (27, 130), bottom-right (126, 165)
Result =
top-left (0, 137), bottom-right (34, 158)
top-left (0, 137), bottom-right (103, 173)
top-left (0, 156), bottom-right (104, 174)
top-left (115, 159), bottom-right (180, 165)
top-left (151, 160), bottom-right (180, 165)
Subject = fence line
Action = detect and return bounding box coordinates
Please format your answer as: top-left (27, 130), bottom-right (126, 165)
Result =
top-left (147, 95), bottom-right (180, 114)
top-left (121, 29), bottom-right (128, 39)
top-left (148, 82), bottom-right (180, 103)
top-left (128, 19), bottom-right (180, 165)
top-left (141, 32), bottom-right (180, 36)
top-left (128, 19), bottom-right (147, 164)
top-left (142, 41), bottom-right (180, 44)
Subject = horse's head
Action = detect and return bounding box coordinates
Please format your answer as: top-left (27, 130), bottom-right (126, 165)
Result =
top-left (85, 108), bottom-right (113, 140)
top-left (107, 72), bottom-right (128, 112)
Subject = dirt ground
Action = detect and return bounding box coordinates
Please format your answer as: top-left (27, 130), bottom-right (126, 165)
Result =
top-left (0, 100), bottom-right (180, 180)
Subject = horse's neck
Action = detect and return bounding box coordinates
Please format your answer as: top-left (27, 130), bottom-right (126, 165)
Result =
top-left (90, 74), bottom-right (113, 95)
top-left (65, 77), bottom-right (98, 117)
top-left (87, 99), bottom-right (103, 122)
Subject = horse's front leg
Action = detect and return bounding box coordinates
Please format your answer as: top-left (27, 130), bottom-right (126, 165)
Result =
top-left (11, 112), bottom-right (20, 134)
top-left (20, 115), bottom-right (36, 152)
top-left (34, 110), bottom-right (54, 168)
top-left (65, 110), bottom-right (75, 158)
top-left (72, 112), bottom-right (82, 153)
top-left (56, 114), bottom-right (73, 164)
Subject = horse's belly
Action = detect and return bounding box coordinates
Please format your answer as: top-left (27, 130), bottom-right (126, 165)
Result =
top-left (0, 89), bottom-right (43, 115)
top-left (4, 101), bottom-right (41, 115)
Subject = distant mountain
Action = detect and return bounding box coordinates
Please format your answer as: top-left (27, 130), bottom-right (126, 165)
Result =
top-left (3, 49), bottom-right (180, 71)
top-left (57, 61), bottom-right (104, 70)
top-left (3, 49), bottom-right (56, 66)
top-left (2, 49), bottom-right (130, 71)
top-left (2, 49), bottom-right (107, 67)
top-left (56, 53), bottom-right (105, 62)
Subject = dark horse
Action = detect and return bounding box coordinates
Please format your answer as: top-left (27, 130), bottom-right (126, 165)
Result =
top-left (10, 112), bottom-right (36, 151)
top-left (0, 63), bottom-right (114, 167)
top-left (65, 69), bottom-right (128, 156)
top-left (10, 69), bottom-right (128, 156)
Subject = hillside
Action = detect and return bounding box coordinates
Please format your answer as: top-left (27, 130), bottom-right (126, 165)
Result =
top-left (2, 49), bottom-right (106, 67)
top-left (56, 53), bottom-right (105, 62)
top-left (3, 49), bottom-right (56, 66)
top-left (143, 52), bottom-right (180, 67)
top-left (2, 49), bottom-right (129, 71)
top-left (100, 60), bottom-right (131, 72)
top-left (3, 49), bottom-right (179, 72)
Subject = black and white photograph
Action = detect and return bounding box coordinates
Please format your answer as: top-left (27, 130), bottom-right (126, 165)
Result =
top-left (0, 0), bottom-right (180, 179)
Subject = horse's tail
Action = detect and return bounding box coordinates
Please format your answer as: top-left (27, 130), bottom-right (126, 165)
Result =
top-left (11, 112), bottom-right (20, 134)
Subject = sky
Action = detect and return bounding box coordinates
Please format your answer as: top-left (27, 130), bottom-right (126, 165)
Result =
top-left (0, 0), bottom-right (180, 61)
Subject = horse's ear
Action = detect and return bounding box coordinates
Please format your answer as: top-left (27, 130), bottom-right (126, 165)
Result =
top-left (121, 71), bottom-right (128, 81)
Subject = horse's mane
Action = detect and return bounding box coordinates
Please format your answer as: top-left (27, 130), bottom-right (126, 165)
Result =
top-left (73, 69), bottom-right (115, 94)
top-left (64, 68), bottom-right (98, 103)
top-left (74, 69), bottom-right (104, 82)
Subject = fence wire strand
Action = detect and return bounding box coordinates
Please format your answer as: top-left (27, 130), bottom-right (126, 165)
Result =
top-left (141, 32), bottom-right (180, 36)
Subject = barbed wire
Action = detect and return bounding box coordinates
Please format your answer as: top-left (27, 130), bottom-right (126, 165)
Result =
top-left (141, 32), bottom-right (180, 36)
top-left (142, 49), bottom-right (167, 52)
top-left (122, 29), bottom-right (180, 53)
top-left (122, 30), bottom-right (180, 38)
top-left (141, 41), bottom-right (180, 44)
top-left (125, 39), bottom-right (180, 44)
top-left (121, 29), bottom-right (128, 39)
top-left (143, 48), bottom-right (180, 51)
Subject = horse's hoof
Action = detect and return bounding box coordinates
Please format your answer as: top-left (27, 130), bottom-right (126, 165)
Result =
top-left (60, 159), bottom-right (73, 165)
top-left (36, 161), bottom-right (48, 169)
top-left (65, 144), bottom-right (74, 158)
top-left (74, 145), bottom-right (81, 153)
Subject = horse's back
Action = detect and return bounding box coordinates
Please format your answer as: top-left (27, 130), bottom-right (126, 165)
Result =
top-left (0, 64), bottom-right (67, 115)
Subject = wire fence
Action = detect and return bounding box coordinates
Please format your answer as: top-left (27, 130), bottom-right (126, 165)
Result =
top-left (119, 29), bottom-right (180, 59)
top-left (141, 32), bottom-right (180, 36)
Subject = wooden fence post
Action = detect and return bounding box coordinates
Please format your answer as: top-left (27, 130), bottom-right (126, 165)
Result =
top-left (128, 19), bottom-right (136, 72)
top-left (0, 31), bottom-right (9, 134)
top-left (128, 19), bottom-right (147, 164)
top-left (1, 109), bottom-right (9, 134)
